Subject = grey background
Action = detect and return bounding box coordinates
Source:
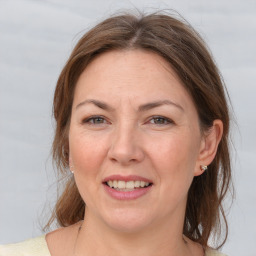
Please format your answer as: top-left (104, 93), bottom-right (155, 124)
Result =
top-left (0, 0), bottom-right (255, 255)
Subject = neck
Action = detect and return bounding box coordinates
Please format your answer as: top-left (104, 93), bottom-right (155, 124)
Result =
top-left (74, 210), bottom-right (192, 256)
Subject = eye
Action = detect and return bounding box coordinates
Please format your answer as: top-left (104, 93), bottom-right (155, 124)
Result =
top-left (148, 116), bottom-right (173, 125)
top-left (82, 116), bottom-right (108, 125)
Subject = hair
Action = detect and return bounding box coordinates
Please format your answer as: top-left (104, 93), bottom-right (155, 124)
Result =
top-left (46, 10), bottom-right (233, 249)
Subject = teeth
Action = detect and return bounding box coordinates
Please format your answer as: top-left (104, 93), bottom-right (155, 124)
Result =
top-left (106, 180), bottom-right (150, 190)
top-left (126, 181), bottom-right (134, 189)
top-left (113, 180), bottom-right (118, 188)
top-left (134, 181), bottom-right (140, 188)
top-left (117, 181), bottom-right (125, 189)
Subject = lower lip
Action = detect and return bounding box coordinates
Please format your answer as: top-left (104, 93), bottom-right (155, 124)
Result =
top-left (103, 184), bottom-right (152, 200)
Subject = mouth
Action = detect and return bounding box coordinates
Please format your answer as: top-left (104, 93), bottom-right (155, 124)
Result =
top-left (104, 180), bottom-right (153, 191)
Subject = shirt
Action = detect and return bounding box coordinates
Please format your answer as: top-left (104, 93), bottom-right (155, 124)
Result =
top-left (0, 235), bottom-right (228, 256)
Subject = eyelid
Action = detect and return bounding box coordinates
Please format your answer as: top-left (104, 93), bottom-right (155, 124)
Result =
top-left (80, 115), bottom-right (174, 126)
top-left (81, 115), bottom-right (109, 125)
top-left (147, 115), bottom-right (174, 125)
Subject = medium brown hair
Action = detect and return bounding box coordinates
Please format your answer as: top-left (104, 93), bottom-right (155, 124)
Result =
top-left (46, 11), bottom-right (233, 249)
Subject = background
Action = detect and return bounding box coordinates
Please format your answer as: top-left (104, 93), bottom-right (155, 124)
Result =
top-left (0, 0), bottom-right (255, 255)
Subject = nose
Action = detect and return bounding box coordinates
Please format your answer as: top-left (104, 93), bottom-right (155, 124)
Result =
top-left (107, 124), bottom-right (145, 166)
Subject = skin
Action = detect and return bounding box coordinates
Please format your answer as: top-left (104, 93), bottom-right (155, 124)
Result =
top-left (46, 50), bottom-right (223, 256)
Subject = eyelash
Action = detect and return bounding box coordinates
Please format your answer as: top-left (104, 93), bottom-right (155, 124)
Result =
top-left (148, 116), bottom-right (173, 125)
top-left (82, 115), bottom-right (108, 125)
top-left (81, 115), bottom-right (173, 126)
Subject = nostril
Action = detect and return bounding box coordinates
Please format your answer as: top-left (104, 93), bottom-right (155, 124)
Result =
top-left (107, 137), bottom-right (145, 165)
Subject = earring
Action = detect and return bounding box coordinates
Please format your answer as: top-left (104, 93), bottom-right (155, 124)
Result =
top-left (200, 165), bottom-right (208, 171)
top-left (70, 165), bottom-right (74, 174)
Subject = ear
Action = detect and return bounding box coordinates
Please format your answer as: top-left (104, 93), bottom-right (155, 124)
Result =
top-left (194, 119), bottom-right (223, 176)
top-left (69, 157), bottom-right (74, 171)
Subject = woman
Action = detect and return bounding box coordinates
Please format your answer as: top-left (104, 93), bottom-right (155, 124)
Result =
top-left (0, 11), bottom-right (232, 256)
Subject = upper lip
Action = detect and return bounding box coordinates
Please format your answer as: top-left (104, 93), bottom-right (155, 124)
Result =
top-left (102, 175), bottom-right (153, 184)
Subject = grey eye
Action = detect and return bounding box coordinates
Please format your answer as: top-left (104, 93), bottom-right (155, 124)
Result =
top-left (150, 117), bottom-right (172, 125)
top-left (82, 116), bottom-right (107, 125)
top-left (90, 117), bottom-right (105, 124)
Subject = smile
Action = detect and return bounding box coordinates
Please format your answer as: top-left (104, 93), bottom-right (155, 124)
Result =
top-left (105, 180), bottom-right (152, 191)
top-left (102, 175), bottom-right (153, 200)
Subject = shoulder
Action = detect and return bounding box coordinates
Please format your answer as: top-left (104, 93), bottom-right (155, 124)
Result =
top-left (45, 221), bottom-right (82, 256)
top-left (205, 248), bottom-right (228, 256)
top-left (0, 235), bottom-right (51, 256)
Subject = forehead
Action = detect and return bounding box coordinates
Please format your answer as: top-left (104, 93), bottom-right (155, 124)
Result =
top-left (80, 49), bottom-right (180, 83)
top-left (73, 49), bottom-right (195, 112)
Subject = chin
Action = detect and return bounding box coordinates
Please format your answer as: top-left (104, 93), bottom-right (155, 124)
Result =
top-left (102, 209), bottom-right (153, 234)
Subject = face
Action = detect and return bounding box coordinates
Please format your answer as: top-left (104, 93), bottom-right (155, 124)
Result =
top-left (69, 50), bottom-right (204, 233)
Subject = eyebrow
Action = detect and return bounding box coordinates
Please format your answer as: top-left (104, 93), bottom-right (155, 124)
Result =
top-left (138, 100), bottom-right (184, 112)
top-left (76, 99), bottom-right (115, 111)
top-left (76, 99), bottom-right (184, 112)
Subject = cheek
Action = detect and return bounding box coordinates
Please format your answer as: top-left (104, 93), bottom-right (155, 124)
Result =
top-left (69, 130), bottom-right (108, 174)
top-left (151, 132), bottom-right (198, 167)
top-left (148, 131), bottom-right (200, 187)
top-left (69, 131), bottom-right (109, 203)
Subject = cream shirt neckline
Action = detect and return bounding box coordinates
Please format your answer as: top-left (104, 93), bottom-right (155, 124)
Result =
top-left (41, 234), bottom-right (226, 256)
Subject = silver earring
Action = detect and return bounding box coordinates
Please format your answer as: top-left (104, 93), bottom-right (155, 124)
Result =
top-left (70, 165), bottom-right (74, 174)
top-left (200, 165), bottom-right (208, 171)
